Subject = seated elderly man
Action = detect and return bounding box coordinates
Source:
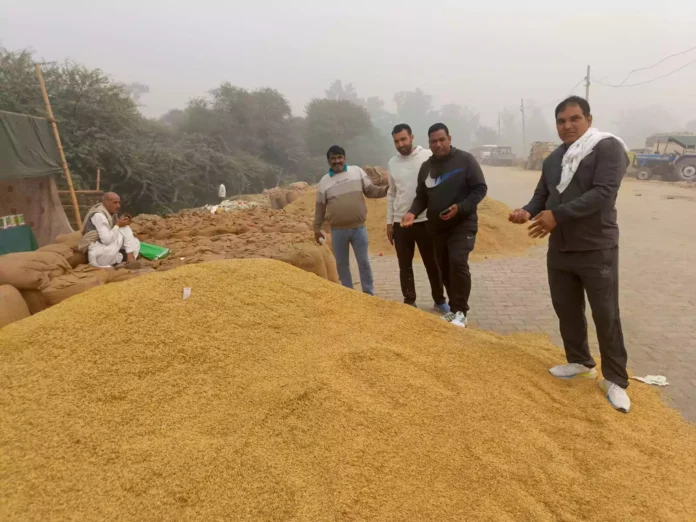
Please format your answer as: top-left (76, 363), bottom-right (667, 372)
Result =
top-left (78, 192), bottom-right (141, 268)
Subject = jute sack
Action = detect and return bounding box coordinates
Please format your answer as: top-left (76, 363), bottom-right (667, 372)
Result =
top-left (37, 243), bottom-right (87, 269)
top-left (107, 268), bottom-right (136, 283)
top-left (194, 227), bottom-right (218, 238)
top-left (286, 191), bottom-right (300, 204)
top-left (0, 285), bottom-right (31, 328)
top-left (273, 244), bottom-right (328, 280)
top-left (262, 225), bottom-right (283, 233)
top-left (0, 252), bottom-right (72, 290)
top-left (271, 195), bottom-right (287, 210)
top-left (20, 290), bottom-right (51, 315)
top-left (280, 223), bottom-right (310, 233)
top-left (72, 264), bottom-right (111, 284)
top-left (55, 231), bottom-right (82, 250)
top-left (41, 273), bottom-right (103, 306)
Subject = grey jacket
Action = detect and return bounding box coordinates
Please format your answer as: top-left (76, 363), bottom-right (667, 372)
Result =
top-left (523, 137), bottom-right (628, 252)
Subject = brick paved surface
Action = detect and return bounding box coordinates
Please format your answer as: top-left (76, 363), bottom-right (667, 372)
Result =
top-left (349, 168), bottom-right (696, 422)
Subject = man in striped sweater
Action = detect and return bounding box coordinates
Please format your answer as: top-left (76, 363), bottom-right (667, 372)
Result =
top-left (314, 145), bottom-right (388, 295)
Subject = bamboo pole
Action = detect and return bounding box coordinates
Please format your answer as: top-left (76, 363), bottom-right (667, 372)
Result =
top-left (96, 167), bottom-right (101, 191)
top-left (35, 64), bottom-right (82, 229)
top-left (57, 190), bottom-right (103, 194)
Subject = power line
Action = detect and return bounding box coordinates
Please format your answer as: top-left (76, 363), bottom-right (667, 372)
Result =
top-left (595, 57), bottom-right (696, 88)
top-left (568, 77), bottom-right (586, 93)
top-left (603, 45), bottom-right (696, 87)
top-left (535, 76), bottom-right (587, 109)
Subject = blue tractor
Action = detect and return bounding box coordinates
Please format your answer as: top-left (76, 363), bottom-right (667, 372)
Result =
top-left (633, 136), bottom-right (696, 182)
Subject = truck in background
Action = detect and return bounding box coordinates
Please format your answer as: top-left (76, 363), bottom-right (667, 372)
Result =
top-left (472, 145), bottom-right (517, 166)
top-left (525, 142), bottom-right (558, 170)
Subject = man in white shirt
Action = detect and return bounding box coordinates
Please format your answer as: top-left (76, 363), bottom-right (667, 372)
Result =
top-left (387, 124), bottom-right (448, 312)
top-left (78, 192), bottom-right (141, 268)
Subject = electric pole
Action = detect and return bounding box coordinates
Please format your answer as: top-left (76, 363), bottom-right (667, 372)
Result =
top-left (497, 113), bottom-right (501, 145)
top-left (585, 65), bottom-right (591, 101)
top-left (520, 98), bottom-right (527, 155)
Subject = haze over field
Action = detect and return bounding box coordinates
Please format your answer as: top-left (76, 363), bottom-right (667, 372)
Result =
top-left (3, 0), bottom-right (696, 140)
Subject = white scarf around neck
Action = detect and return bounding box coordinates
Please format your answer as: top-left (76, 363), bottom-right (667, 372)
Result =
top-left (558, 128), bottom-right (628, 193)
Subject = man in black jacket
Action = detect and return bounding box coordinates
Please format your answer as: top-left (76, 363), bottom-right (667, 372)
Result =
top-left (509, 96), bottom-right (631, 413)
top-left (402, 123), bottom-right (488, 327)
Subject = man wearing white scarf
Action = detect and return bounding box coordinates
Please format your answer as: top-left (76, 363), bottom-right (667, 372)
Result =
top-left (509, 96), bottom-right (631, 413)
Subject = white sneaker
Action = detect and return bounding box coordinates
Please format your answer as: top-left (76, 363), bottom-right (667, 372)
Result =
top-left (549, 363), bottom-right (598, 379)
top-left (450, 312), bottom-right (468, 328)
top-left (441, 312), bottom-right (456, 322)
top-left (600, 379), bottom-right (631, 413)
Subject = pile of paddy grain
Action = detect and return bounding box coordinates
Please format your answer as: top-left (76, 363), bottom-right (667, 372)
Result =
top-left (1, 260), bottom-right (694, 521)
top-left (286, 189), bottom-right (542, 259)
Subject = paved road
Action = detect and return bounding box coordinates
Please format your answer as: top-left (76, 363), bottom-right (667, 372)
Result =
top-left (359, 168), bottom-right (696, 422)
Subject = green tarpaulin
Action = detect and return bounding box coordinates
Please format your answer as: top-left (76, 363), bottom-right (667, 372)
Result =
top-left (0, 225), bottom-right (38, 255)
top-left (0, 110), bottom-right (62, 180)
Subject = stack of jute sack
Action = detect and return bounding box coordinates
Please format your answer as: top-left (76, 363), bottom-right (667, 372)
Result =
top-left (0, 232), bottom-right (134, 327)
top-left (129, 204), bottom-right (338, 282)
top-left (264, 182), bottom-right (310, 210)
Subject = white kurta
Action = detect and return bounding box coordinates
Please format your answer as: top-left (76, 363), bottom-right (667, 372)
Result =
top-left (87, 213), bottom-right (141, 268)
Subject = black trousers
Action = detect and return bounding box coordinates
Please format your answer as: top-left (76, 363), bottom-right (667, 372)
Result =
top-left (547, 247), bottom-right (629, 388)
top-left (393, 222), bottom-right (445, 305)
top-left (433, 223), bottom-right (476, 315)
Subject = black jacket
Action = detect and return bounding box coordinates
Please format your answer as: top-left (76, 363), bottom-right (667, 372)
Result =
top-left (409, 147), bottom-right (488, 234)
top-left (523, 137), bottom-right (628, 252)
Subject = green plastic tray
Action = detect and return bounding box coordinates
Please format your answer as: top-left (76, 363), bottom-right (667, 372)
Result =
top-left (139, 242), bottom-right (170, 261)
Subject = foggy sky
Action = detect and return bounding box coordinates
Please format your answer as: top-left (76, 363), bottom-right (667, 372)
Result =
top-left (2, 0), bottom-right (696, 136)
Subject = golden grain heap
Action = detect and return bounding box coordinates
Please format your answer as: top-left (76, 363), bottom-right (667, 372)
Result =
top-left (1, 260), bottom-right (695, 521)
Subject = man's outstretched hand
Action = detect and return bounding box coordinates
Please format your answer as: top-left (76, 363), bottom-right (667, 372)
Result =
top-left (527, 210), bottom-right (557, 239)
top-left (508, 209), bottom-right (531, 224)
top-left (315, 231), bottom-right (326, 245)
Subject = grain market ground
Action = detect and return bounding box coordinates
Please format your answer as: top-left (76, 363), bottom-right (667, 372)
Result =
top-left (350, 167), bottom-right (696, 422)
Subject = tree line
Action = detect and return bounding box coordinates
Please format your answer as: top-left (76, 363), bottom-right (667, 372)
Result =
top-left (1, 48), bottom-right (557, 215)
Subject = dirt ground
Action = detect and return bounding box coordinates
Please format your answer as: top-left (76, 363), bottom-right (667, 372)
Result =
top-left (481, 166), bottom-right (696, 252)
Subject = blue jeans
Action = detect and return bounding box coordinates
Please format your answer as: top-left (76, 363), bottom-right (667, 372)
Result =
top-left (331, 226), bottom-right (374, 295)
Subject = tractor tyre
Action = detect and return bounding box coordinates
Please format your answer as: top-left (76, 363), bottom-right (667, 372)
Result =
top-left (674, 159), bottom-right (696, 182)
top-left (636, 169), bottom-right (652, 181)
